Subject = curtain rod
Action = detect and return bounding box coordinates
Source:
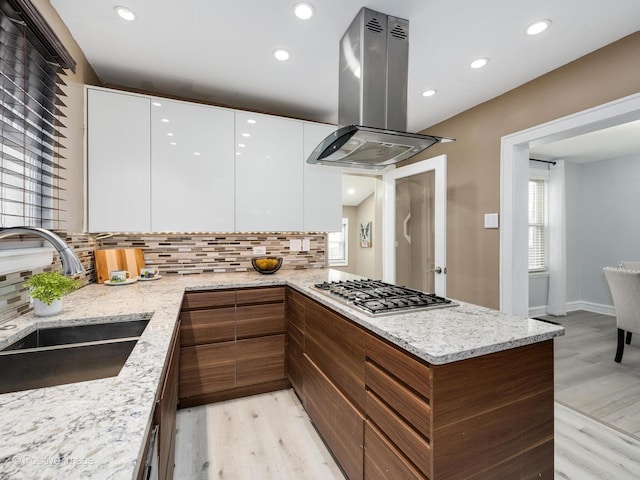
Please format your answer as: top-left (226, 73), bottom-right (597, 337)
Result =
top-left (529, 158), bottom-right (557, 165)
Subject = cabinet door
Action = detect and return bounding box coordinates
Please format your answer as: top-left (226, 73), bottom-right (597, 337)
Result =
top-left (236, 335), bottom-right (285, 387)
top-left (303, 122), bottom-right (342, 232)
top-left (151, 99), bottom-right (235, 231)
top-left (235, 111), bottom-right (303, 231)
top-left (179, 341), bottom-right (235, 399)
top-left (86, 88), bottom-right (150, 232)
top-left (287, 288), bottom-right (305, 396)
top-left (156, 325), bottom-right (180, 480)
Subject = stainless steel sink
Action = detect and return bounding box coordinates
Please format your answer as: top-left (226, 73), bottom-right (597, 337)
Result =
top-left (2, 319), bottom-right (149, 351)
top-left (0, 319), bottom-right (150, 394)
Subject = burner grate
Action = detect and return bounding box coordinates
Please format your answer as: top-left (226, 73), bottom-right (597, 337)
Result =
top-left (313, 279), bottom-right (454, 315)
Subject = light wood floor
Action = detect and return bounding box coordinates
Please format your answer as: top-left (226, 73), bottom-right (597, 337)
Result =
top-left (548, 310), bottom-right (640, 437)
top-left (174, 312), bottom-right (640, 479)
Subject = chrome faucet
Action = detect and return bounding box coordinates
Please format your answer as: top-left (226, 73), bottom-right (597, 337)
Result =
top-left (0, 227), bottom-right (85, 275)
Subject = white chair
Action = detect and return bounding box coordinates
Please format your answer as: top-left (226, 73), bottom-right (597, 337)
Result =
top-left (619, 261), bottom-right (640, 270)
top-left (603, 267), bottom-right (640, 363)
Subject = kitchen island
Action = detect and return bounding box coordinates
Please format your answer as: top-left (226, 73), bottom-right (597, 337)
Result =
top-left (0, 269), bottom-right (563, 479)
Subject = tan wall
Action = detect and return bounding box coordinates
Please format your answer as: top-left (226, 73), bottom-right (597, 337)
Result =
top-left (33, 0), bottom-right (100, 232)
top-left (404, 32), bottom-right (640, 309)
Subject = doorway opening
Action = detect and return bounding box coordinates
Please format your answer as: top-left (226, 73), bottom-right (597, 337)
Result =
top-left (500, 93), bottom-right (640, 316)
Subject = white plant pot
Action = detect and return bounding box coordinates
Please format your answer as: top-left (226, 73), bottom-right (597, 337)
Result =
top-left (33, 298), bottom-right (62, 317)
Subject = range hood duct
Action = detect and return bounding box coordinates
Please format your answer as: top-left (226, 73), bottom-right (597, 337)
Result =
top-left (307, 7), bottom-right (452, 170)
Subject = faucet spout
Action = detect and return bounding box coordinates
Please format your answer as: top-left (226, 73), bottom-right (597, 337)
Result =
top-left (0, 227), bottom-right (85, 276)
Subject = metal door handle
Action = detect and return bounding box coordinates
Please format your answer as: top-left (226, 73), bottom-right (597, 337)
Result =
top-left (428, 266), bottom-right (443, 274)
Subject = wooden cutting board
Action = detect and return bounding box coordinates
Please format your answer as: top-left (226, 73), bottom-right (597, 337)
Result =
top-left (94, 248), bottom-right (145, 283)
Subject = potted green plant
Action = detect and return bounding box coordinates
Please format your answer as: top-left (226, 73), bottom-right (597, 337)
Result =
top-left (24, 271), bottom-right (81, 317)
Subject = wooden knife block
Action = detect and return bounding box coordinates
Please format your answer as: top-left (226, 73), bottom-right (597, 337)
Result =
top-left (94, 248), bottom-right (145, 283)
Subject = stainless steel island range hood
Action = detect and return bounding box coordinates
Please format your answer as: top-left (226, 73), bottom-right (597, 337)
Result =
top-left (307, 7), bottom-right (452, 170)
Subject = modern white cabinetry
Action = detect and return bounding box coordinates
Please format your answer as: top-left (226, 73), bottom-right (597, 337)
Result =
top-left (303, 123), bottom-right (342, 232)
top-left (86, 87), bottom-right (341, 233)
top-left (150, 98), bottom-right (235, 231)
top-left (86, 88), bottom-right (151, 232)
top-left (235, 111), bottom-right (304, 231)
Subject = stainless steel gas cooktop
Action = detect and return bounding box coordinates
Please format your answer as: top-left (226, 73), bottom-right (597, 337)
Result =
top-left (313, 279), bottom-right (456, 316)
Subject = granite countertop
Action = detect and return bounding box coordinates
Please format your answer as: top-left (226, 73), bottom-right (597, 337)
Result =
top-left (0, 268), bottom-right (563, 479)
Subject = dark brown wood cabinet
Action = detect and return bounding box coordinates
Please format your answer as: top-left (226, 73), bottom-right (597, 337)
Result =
top-left (179, 287), bottom-right (288, 407)
top-left (286, 287), bottom-right (305, 397)
top-left (147, 322), bottom-right (180, 480)
top-left (301, 296), bottom-right (366, 480)
top-left (288, 288), bottom-right (555, 480)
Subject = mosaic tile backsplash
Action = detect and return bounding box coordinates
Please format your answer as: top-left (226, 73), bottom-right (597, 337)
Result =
top-left (0, 232), bottom-right (326, 322)
top-left (96, 233), bottom-right (327, 274)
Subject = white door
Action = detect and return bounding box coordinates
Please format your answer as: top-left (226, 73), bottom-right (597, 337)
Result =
top-left (383, 155), bottom-right (447, 296)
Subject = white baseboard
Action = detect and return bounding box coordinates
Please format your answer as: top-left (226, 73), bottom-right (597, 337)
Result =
top-left (528, 301), bottom-right (615, 318)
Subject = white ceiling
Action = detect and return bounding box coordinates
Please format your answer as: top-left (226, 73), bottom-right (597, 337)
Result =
top-left (342, 175), bottom-right (377, 206)
top-left (530, 119), bottom-right (640, 163)
top-left (50, 0), bottom-right (640, 133)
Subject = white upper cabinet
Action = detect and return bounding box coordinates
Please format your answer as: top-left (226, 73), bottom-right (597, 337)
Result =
top-left (235, 111), bottom-right (304, 231)
top-left (150, 98), bottom-right (235, 232)
top-left (303, 123), bottom-right (342, 232)
top-left (86, 88), bottom-right (151, 232)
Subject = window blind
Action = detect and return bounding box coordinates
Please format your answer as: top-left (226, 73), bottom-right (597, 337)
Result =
top-left (528, 179), bottom-right (547, 271)
top-left (0, 0), bottom-right (72, 229)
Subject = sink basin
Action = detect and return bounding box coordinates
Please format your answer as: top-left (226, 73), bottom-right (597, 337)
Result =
top-left (0, 319), bottom-right (150, 394)
top-left (2, 319), bottom-right (149, 351)
top-left (0, 340), bottom-right (138, 394)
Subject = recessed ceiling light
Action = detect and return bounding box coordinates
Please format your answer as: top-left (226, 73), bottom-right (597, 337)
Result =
top-left (526, 19), bottom-right (551, 36)
top-left (152, 101), bottom-right (162, 107)
top-left (247, 119), bottom-right (257, 124)
top-left (194, 152), bottom-right (201, 156)
top-left (347, 188), bottom-right (355, 195)
top-left (422, 89), bottom-right (437, 97)
top-left (242, 133), bottom-right (251, 138)
top-left (169, 142), bottom-right (177, 146)
top-left (238, 143), bottom-right (246, 148)
top-left (115, 6), bottom-right (136, 21)
top-left (273, 49), bottom-right (291, 61)
top-left (293, 2), bottom-right (315, 20)
top-left (166, 133), bottom-right (174, 136)
top-left (161, 118), bottom-right (169, 123)
top-left (470, 57), bottom-right (489, 69)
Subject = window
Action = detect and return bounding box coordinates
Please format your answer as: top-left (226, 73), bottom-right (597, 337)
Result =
top-left (528, 172), bottom-right (548, 272)
top-left (328, 218), bottom-right (348, 267)
top-left (0, 0), bottom-right (75, 230)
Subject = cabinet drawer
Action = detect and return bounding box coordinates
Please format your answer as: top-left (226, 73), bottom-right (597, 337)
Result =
top-left (303, 355), bottom-right (364, 480)
top-left (366, 390), bottom-right (431, 476)
top-left (182, 290), bottom-right (235, 310)
top-left (236, 335), bottom-right (285, 387)
top-left (366, 361), bottom-right (430, 438)
top-left (180, 307), bottom-right (235, 346)
top-left (236, 287), bottom-right (285, 305)
top-left (179, 342), bottom-right (235, 398)
top-left (236, 303), bottom-right (285, 339)
top-left (305, 298), bottom-right (365, 412)
top-left (366, 333), bottom-right (431, 399)
top-left (364, 422), bottom-right (426, 480)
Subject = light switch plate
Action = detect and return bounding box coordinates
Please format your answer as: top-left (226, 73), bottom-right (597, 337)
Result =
top-left (289, 239), bottom-right (302, 252)
top-left (252, 246), bottom-right (266, 255)
top-left (302, 238), bottom-right (311, 251)
top-left (484, 213), bottom-right (499, 229)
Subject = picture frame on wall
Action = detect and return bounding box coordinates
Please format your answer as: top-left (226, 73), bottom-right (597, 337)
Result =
top-left (360, 221), bottom-right (372, 248)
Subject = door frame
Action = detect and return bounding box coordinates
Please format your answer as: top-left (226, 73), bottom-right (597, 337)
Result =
top-left (383, 154), bottom-right (447, 296)
top-left (500, 93), bottom-right (640, 316)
